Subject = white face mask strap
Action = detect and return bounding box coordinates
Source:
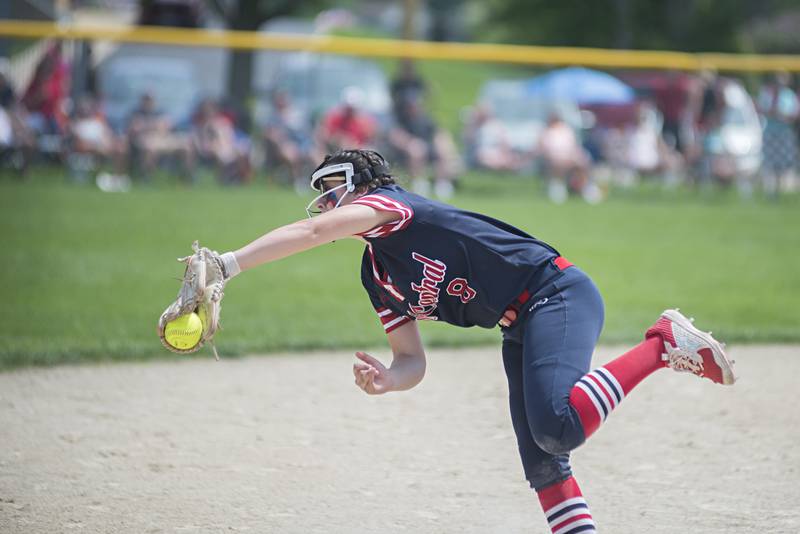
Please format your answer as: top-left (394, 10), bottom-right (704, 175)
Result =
top-left (305, 182), bottom-right (350, 218)
top-left (333, 186), bottom-right (351, 209)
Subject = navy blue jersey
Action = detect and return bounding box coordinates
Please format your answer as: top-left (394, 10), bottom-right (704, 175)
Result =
top-left (355, 185), bottom-right (565, 333)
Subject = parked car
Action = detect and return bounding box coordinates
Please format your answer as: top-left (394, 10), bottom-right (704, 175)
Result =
top-left (467, 79), bottom-right (583, 155)
top-left (253, 53), bottom-right (391, 128)
top-left (98, 55), bottom-right (202, 133)
top-left (618, 71), bottom-right (762, 182)
top-left (706, 79), bottom-right (763, 180)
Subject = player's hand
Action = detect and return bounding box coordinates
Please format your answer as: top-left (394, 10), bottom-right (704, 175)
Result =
top-left (352, 351), bottom-right (394, 395)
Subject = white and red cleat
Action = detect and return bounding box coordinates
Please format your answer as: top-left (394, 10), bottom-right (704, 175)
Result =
top-left (646, 309), bottom-right (736, 385)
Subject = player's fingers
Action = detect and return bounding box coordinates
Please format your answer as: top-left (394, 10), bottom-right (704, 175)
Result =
top-left (353, 364), bottom-right (366, 382)
top-left (354, 367), bottom-right (368, 387)
top-left (355, 351), bottom-right (383, 369)
top-left (367, 365), bottom-right (381, 376)
top-left (361, 368), bottom-right (376, 391)
top-left (357, 368), bottom-right (373, 388)
top-left (355, 375), bottom-right (367, 390)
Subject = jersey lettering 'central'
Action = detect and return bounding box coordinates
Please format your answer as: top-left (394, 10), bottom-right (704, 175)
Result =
top-left (409, 252), bottom-right (446, 320)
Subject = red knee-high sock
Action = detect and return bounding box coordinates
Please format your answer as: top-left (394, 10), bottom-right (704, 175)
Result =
top-left (537, 476), bottom-right (596, 533)
top-left (569, 335), bottom-right (665, 439)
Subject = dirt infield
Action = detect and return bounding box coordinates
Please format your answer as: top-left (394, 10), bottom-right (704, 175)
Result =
top-left (1, 345), bottom-right (798, 533)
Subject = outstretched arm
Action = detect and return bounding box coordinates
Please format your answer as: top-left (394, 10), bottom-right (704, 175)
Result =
top-left (232, 204), bottom-right (399, 272)
top-left (353, 320), bottom-right (426, 394)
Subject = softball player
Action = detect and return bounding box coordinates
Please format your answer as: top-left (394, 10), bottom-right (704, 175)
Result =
top-left (215, 149), bottom-right (735, 533)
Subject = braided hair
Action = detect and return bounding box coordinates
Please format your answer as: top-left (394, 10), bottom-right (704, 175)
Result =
top-left (314, 149), bottom-right (397, 192)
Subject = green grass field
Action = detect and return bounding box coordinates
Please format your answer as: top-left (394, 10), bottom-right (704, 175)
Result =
top-left (1, 171), bottom-right (798, 369)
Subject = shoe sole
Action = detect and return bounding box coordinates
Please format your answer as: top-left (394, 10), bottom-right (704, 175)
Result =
top-left (662, 309), bottom-right (737, 385)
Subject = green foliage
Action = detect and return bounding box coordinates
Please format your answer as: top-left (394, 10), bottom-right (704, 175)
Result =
top-left (1, 172), bottom-right (799, 370)
top-left (482, 0), bottom-right (793, 52)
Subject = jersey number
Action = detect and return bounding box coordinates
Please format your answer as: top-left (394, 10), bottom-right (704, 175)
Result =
top-left (446, 278), bottom-right (477, 304)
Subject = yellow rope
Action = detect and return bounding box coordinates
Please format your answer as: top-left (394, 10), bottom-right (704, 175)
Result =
top-left (2, 19), bottom-right (800, 72)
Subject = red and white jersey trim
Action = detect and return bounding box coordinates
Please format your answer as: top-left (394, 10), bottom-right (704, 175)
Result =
top-left (352, 194), bottom-right (414, 238)
top-left (367, 243), bottom-right (405, 302)
top-left (375, 306), bottom-right (413, 333)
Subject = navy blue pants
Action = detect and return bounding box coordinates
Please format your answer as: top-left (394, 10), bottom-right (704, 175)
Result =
top-left (501, 266), bottom-right (605, 490)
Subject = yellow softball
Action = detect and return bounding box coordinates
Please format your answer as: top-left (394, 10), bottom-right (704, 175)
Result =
top-left (164, 312), bottom-right (203, 351)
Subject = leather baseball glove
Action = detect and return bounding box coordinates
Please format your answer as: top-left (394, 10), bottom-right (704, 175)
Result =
top-left (157, 241), bottom-right (228, 360)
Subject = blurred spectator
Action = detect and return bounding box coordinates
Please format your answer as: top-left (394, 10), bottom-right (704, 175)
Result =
top-left (581, 124), bottom-right (630, 191)
top-left (660, 71), bottom-right (695, 154)
top-left (67, 96), bottom-right (125, 173)
top-left (386, 112), bottom-right (429, 186)
top-left (262, 90), bottom-right (321, 190)
top-left (463, 103), bottom-right (528, 173)
top-left (534, 113), bottom-right (595, 203)
top-left (387, 60), bottom-right (461, 198)
top-left (219, 97), bottom-right (252, 141)
top-left (428, 128), bottom-right (462, 198)
top-left (70, 41), bottom-right (99, 104)
top-left (795, 78), bottom-right (800, 150)
top-left (697, 70), bottom-right (723, 133)
top-left (386, 97), bottom-right (461, 198)
top-left (618, 70), bottom-right (700, 162)
top-left (758, 72), bottom-right (799, 197)
top-left (22, 42), bottom-right (70, 136)
top-left (688, 77), bottom-right (762, 196)
top-left (219, 97), bottom-right (254, 178)
top-left (624, 101), bottom-right (683, 187)
top-left (0, 98), bottom-right (13, 160)
top-left (192, 99), bottom-right (251, 185)
top-left (317, 87), bottom-right (378, 151)
top-left (66, 96), bottom-right (127, 183)
top-left (127, 92), bottom-right (195, 182)
top-left (0, 58), bottom-right (34, 174)
top-left (691, 71), bottom-right (729, 187)
top-left (0, 59), bottom-right (15, 110)
top-left (391, 59), bottom-right (428, 121)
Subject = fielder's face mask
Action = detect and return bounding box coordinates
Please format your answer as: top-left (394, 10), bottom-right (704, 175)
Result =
top-left (305, 161), bottom-right (388, 218)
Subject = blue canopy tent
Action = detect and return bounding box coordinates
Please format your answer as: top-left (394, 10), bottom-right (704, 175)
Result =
top-left (525, 67), bottom-right (635, 105)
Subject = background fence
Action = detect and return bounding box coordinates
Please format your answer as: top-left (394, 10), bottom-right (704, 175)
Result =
top-left (3, 19), bottom-right (800, 71)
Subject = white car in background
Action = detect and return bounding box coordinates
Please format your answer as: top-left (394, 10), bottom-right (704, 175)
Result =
top-left (472, 79), bottom-right (582, 150)
top-left (253, 52), bottom-right (392, 128)
top-left (99, 55), bottom-right (202, 132)
top-left (712, 80), bottom-right (763, 179)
